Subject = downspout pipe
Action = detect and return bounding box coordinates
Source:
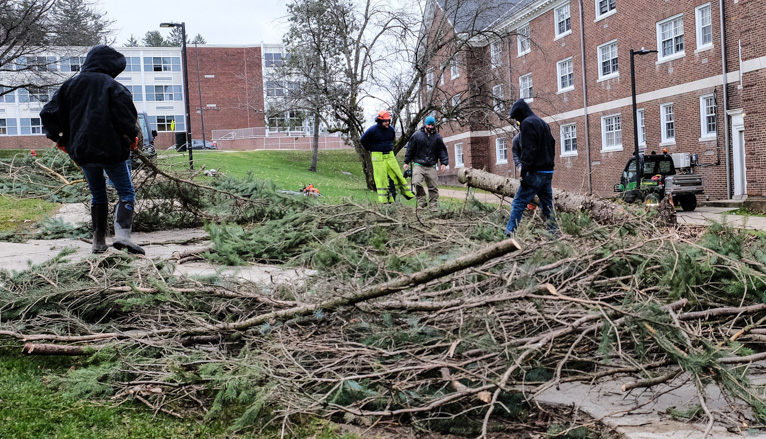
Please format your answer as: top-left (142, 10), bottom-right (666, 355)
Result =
top-left (578, 0), bottom-right (592, 194)
top-left (719, 0), bottom-right (731, 199)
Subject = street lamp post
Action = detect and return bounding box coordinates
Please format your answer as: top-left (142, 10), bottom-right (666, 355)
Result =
top-left (630, 48), bottom-right (657, 185)
top-left (160, 22), bottom-right (193, 170)
top-left (194, 42), bottom-right (206, 150)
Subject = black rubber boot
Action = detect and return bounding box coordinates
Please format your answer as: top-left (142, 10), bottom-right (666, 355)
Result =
top-left (113, 201), bottom-right (145, 255)
top-left (91, 203), bottom-right (109, 254)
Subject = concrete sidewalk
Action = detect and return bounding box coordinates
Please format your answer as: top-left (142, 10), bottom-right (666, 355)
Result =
top-left (440, 188), bottom-right (766, 231)
top-left (0, 203), bottom-right (312, 284)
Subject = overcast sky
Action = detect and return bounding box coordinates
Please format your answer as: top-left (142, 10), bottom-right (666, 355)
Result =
top-left (99, 0), bottom-right (290, 46)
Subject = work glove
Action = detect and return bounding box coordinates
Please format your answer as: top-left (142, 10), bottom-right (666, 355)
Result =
top-left (122, 135), bottom-right (139, 151)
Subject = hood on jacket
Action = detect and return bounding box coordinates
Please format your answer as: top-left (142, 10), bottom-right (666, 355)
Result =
top-left (81, 45), bottom-right (126, 78)
top-left (509, 98), bottom-right (534, 122)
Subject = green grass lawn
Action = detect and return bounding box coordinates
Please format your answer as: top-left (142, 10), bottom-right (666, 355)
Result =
top-left (0, 195), bottom-right (60, 232)
top-left (159, 149), bottom-right (380, 202)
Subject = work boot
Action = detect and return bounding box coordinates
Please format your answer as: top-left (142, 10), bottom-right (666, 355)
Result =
top-left (113, 201), bottom-right (145, 255)
top-left (91, 203), bottom-right (109, 254)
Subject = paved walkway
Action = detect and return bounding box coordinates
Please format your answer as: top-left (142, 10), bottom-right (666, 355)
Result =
top-left (440, 188), bottom-right (766, 231)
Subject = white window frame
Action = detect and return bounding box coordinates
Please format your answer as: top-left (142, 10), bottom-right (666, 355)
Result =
top-left (657, 14), bottom-right (685, 62)
top-left (450, 58), bottom-right (460, 80)
top-left (595, 0), bottom-right (616, 21)
top-left (699, 94), bottom-right (716, 140)
top-left (555, 3), bottom-right (572, 39)
top-left (426, 68), bottom-right (434, 90)
top-left (637, 108), bottom-right (646, 149)
top-left (451, 94), bottom-right (460, 109)
top-left (660, 103), bottom-right (676, 145)
top-left (491, 41), bottom-right (502, 69)
top-left (557, 57), bottom-right (574, 92)
top-left (695, 4), bottom-right (713, 52)
top-left (492, 84), bottom-right (504, 112)
top-left (496, 137), bottom-right (508, 164)
top-left (454, 142), bottom-right (464, 168)
top-left (439, 64), bottom-right (445, 85)
top-left (519, 73), bottom-right (533, 101)
top-left (517, 24), bottom-right (530, 56)
top-left (597, 40), bottom-right (619, 80)
top-left (560, 123), bottom-right (577, 156)
top-left (601, 113), bottom-right (622, 151)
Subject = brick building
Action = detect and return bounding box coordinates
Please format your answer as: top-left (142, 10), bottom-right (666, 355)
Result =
top-left (422, 0), bottom-right (765, 201)
top-left (0, 44), bottom-right (345, 152)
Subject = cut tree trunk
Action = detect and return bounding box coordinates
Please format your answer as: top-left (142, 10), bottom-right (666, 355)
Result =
top-left (457, 167), bottom-right (629, 224)
top-left (22, 343), bottom-right (85, 355)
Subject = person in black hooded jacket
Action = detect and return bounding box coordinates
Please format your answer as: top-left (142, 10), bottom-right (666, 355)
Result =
top-left (40, 45), bottom-right (144, 255)
top-left (505, 98), bottom-right (559, 235)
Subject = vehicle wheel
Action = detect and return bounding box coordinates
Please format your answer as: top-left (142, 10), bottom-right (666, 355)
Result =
top-left (623, 190), bottom-right (640, 204)
top-left (644, 193), bottom-right (661, 207)
top-left (679, 195), bottom-right (697, 212)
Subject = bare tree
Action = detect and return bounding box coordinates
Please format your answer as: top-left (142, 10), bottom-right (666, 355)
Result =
top-left (0, 0), bottom-right (113, 98)
top-left (283, 0), bottom-right (415, 190)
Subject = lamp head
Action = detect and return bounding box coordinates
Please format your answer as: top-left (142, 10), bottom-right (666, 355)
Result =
top-left (160, 22), bottom-right (182, 28)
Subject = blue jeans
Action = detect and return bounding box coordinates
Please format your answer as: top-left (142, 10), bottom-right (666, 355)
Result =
top-left (504, 171), bottom-right (558, 235)
top-left (81, 160), bottom-right (135, 205)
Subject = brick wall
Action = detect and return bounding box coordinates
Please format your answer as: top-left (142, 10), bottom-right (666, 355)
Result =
top-left (186, 46), bottom-right (265, 144)
top-left (424, 0), bottom-right (766, 199)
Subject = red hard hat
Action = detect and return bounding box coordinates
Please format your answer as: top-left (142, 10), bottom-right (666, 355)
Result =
top-left (376, 110), bottom-right (392, 122)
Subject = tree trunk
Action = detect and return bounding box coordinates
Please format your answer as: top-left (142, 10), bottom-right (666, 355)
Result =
top-left (22, 343), bottom-right (85, 355)
top-left (352, 138), bottom-right (376, 191)
top-left (457, 167), bottom-right (629, 224)
top-left (309, 112), bottom-right (320, 172)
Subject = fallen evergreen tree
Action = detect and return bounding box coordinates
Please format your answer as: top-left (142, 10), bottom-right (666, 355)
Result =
top-left (1, 152), bottom-right (766, 437)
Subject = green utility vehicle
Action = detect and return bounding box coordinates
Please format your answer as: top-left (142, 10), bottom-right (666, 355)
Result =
top-left (614, 151), bottom-right (704, 211)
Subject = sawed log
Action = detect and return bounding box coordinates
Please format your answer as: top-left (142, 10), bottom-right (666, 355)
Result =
top-left (22, 343), bottom-right (85, 356)
top-left (457, 167), bottom-right (628, 224)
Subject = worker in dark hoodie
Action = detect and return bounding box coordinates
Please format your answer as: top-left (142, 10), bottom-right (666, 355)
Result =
top-left (41, 45), bottom-right (144, 255)
top-left (360, 110), bottom-right (414, 203)
top-left (505, 98), bottom-right (559, 236)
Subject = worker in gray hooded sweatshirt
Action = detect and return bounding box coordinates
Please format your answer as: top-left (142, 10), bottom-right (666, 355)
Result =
top-left (41, 45), bottom-right (144, 255)
top-left (505, 98), bottom-right (558, 236)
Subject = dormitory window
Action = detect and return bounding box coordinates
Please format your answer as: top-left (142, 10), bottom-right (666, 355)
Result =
top-left (450, 58), bottom-right (460, 79)
top-left (426, 68), bottom-right (434, 90)
top-left (637, 109), bottom-right (646, 148)
top-left (496, 138), bottom-right (507, 164)
top-left (20, 118), bottom-right (42, 135)
top-left (264, 52), bottom-right (284, 67)
top-left (556, 4), bottom-right (571, 37)
top-left (517, 24), bottom-right (530, 56)
top-left (519, 74), bottom-right (532, 100)
top-left (0, 119), bottom-right (7, 135)
top-left (0, 118), bottom-right (17, 135)
top-left (144, 56), bottom-right (181, 72)
top-left (455, 143), bottom-right (464, 167)
top-left (561, 123), bottom-right (577, 155)
top-left (596, 0), bottom-right (615, 19)
top-left (696, 4), bottom-right (712, 50)
top-left (60, 56), bottom-right (87, 72)
top-left (0, 87), bottom-right (15, 103)
top-left (661, 103), bottom-right (675, 143)
top-left (491, 41), bottom-right (502, 68)
top-left (598, 40), bottom-right (618, 79)
top-left (493, 84), bottom-right (504, 111)
top-left (145, 85), bottom-right (182, 101)
top-left (700, 95), bottom-right (716, 138)
top-left (124, 57), bottom-right (141, 72)
top-left (601, 114), bottom-right (622, 150)
top-left (557, 58), bottom-right (574, 91)
top-left (153, 115), bottom-right (182, 132)
top-left (658, 15), bottom-right (685, 60)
